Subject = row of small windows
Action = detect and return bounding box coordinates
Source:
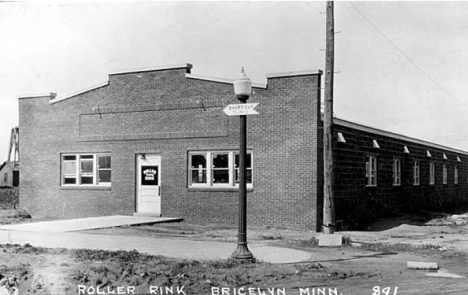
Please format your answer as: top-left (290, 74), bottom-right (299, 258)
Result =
top-left (62, 154), bottom-right (111, 186)
top-left (366, 155), bottom-right (460, 187)
top-left (337, 133), bottom-right (463, 162)
top-left (188, 151), bottom-right (253, 188)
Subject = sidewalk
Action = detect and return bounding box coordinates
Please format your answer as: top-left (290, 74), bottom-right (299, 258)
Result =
top-left (0, 215), bottom-right (182, 232)
top-left (0, 230), bottom-right (311, 263)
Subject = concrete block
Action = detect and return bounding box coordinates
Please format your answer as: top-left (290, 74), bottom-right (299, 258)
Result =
top-left (407, 261), bottom-right (439, 270)
top-left (318, 234), bottom-right (343, 247)
top-left (426, 269), bottom-right (463, 278)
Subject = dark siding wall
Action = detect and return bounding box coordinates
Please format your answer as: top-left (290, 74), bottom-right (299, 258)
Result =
top-left (332, 123), bottom-right (468, 229)
top-left (19, 67), bottom-right (322, 230)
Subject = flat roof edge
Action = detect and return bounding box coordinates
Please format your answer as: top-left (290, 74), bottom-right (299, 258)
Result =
top-left (266, 69), bottom-right (323, 79)
top-left (18, 92), bottom-right (56, 100)
top-left (185, 73), bottom-right (267, 89)
top-left (50, 81), bottom-right (109, 104)
top-left (334, 117), bottom-right (468, 156)
top-left (109, 63), bottom-right (192, 76)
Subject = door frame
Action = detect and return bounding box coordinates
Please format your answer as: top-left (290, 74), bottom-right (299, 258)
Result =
top-left (135, 153), bottom-right (161, 215)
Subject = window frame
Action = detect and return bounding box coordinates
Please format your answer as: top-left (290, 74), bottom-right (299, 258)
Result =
top-left (413, 161), bottom-right (420, 185)
top-left (366, 155), bottom-right (377, 187)
top-left (97, 155), bottom-right (112, 184)
top-left (443, 164), bottom-right (448, 185)
top-left (429, 162), bottom-right (435, 185)
top-left (392, 158), bottom-right (401, 186)
top-left (61, 153), bottom-right (111, 187)
top-left (188, 151), bottom-right (253, 189)
top-left (188, 153), bottom-right (208, 186)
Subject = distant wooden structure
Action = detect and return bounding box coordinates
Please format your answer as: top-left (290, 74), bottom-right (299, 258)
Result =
top-left (7, 127), bottom-right (19, 164)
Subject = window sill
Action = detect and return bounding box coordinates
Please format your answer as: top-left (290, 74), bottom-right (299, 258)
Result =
top-left (60, 186), bottom-right (111, 191)
top-left (188, 187), bottom-right (253, 193)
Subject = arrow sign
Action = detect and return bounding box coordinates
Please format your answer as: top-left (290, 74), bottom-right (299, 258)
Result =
top-left (223, 103), bottom-right (259, 116)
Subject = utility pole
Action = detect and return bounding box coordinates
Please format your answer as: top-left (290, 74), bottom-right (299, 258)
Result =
top-left (323, 1), bottom-right (335, 234)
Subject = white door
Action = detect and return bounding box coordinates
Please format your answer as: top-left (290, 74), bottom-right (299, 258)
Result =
top-left (136, 154), bottom-right (161, 216)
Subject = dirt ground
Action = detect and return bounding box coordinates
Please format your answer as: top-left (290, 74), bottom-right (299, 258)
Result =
top-left (1, 211), bottom-right (468, 295)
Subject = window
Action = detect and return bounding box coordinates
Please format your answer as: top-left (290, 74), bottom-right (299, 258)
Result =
top-left (392, 159), bottom-right (401, 186)
top-left (454, 165), bottom-right (458, 184)
top-left (3, 173), bottom-right (7, 184)
top-left (61, 153), bottom-right (111, 186)
top-left (429, 163), bottom-right (435, 185)
top-left (12, 171), bottom-right (19, 187)
top-left (366, 156), bottom-right (377, 186)
top-left (443, 164), bottom-right (447, 184)
top-left (337, 132), bottom-right (346, 143)
top-left (189, 154), bottom-right (207, 184)
top-left (235, 153), bottom-right (253, 185)
top-left (98, 155), bottom-right (112, 184)
top-left (413, 161), bottom-right (420, 185)
top-left (188, 151), bottom-right (253, 188)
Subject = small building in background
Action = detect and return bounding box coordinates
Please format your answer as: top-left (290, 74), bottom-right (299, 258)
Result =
top-left (0, 161), bottom-right (19, 188)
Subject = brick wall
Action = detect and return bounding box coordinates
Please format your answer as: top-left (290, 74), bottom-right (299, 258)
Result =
top-left (18, 65), bottom-right (322, 230)
top-left (332, 120), bottom-right (468, 229)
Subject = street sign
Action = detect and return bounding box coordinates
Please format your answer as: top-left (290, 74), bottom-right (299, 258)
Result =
top-left (223, 103), bottom-right (259, 116)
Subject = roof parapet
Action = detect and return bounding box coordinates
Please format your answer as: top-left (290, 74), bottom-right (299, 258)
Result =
top-left (24, 63), bottom-right (321, 104)
top-left (109, 63), bottom-right (193, 76)
top-left (49, 81), bottom-right (109, 104)
top-left (266, 69), bottom-right (323, 79)
top-left (185, 73), bottom-right (267, 89)
top-left (18, 92), bottom-right (56, 100)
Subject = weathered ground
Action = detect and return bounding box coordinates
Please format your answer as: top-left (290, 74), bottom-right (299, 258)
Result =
top-left (1, 210), bottom-right (468, 295)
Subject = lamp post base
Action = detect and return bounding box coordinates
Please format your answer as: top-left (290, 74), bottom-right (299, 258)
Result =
top-left (231, 244), bottom-right (254, 260)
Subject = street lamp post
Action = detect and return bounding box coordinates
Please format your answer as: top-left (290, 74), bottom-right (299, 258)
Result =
top-left (231, 68), bottom-right (254, 260)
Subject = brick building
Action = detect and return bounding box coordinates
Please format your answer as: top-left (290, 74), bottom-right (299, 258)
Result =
top-left (18, 63), bottom-right (468, 230)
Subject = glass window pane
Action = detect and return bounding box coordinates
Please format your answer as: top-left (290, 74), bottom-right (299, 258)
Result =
top-left (246, 170), bottom-right (252, 184)
top-left (99, 170), bottom-right (111, 183)
top-left (64, 161), bottom-right (76, 175)
top-left (213, 154), bottom-right (228, 168)
top-left (81, 155), bottom-right (93, 159)
top-left (64, 178), bottom-right (76, 184)
top-left (81, 176), bottom-right (93, 184)
top-left (81, 159), bottom-right (93, 173)
top-left (235, 170), bottom-right (253, 184)
top-left (191, 170), bottom-right (207, 184)
top-left (213, 170), bottom-right (229, 183)
top-left (64, 155), bottom-right (76, 161)
top-left (98, 156), bottom-right (111, 169)
top-left (235, 154), bottom-right (252, 168)
top-left (191, 155), bottom-right (206, 168)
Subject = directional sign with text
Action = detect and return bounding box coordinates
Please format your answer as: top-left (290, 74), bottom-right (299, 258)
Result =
top-left (223, 103), bottom-right (259, 116)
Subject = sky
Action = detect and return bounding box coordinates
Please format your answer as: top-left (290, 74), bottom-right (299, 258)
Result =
top-left (1, 1), bottom-right (468, 161)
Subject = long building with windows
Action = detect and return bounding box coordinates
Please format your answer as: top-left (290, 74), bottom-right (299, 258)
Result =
top-left (18, 63), bottom-right (468, 230)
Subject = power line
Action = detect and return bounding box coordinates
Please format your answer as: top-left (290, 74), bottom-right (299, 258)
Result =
top-left (347, 1), bottom-right (467, 108)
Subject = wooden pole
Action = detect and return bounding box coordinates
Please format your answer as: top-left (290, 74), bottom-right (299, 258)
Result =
top-left (323, 1), bottom-right (335, 234)
top-left (7, 128), bottom-right (14, 162)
